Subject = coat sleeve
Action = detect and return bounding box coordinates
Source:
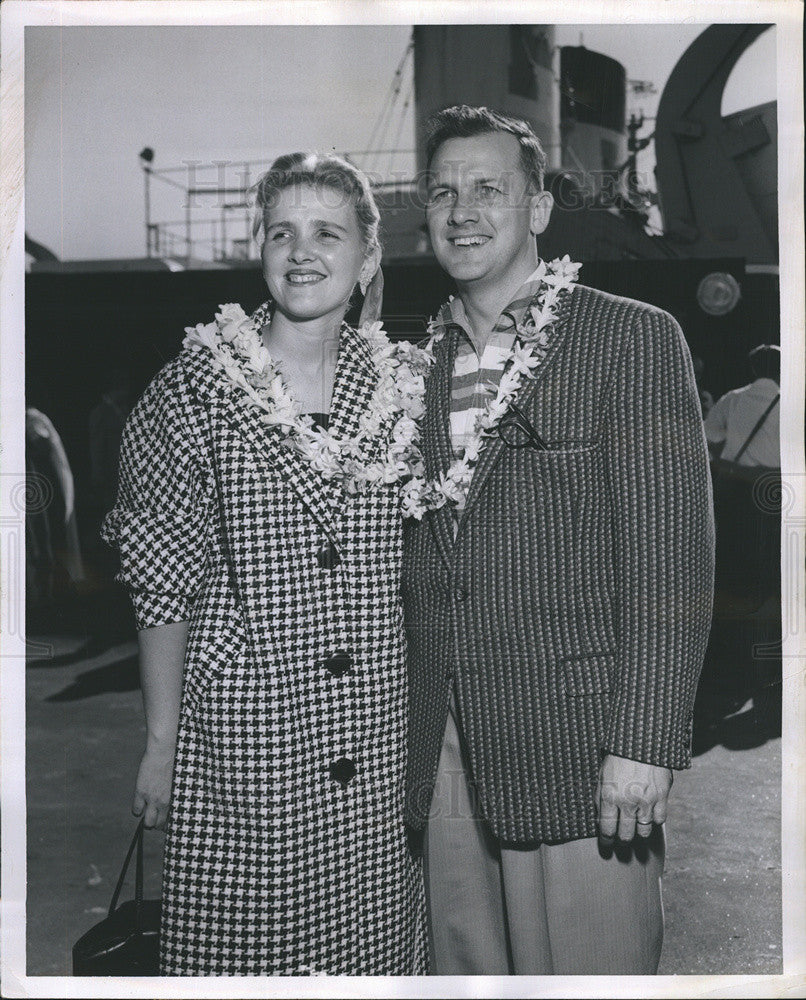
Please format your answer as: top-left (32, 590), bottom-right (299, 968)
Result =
top-left (602, 306), bottom-right (715, 769)
top-left (101, 363), bottom-right (213, 629)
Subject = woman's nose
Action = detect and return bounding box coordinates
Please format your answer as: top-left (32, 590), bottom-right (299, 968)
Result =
top-left (288, 237), bottom-right (315, 262)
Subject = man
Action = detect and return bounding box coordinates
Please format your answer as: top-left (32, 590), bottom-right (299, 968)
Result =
top-left (705, 344), bottom-right (781, 728)
top-left (402, 106), bottom-right (714, 975)
top-left (704, 344), bottom-right (780, 470)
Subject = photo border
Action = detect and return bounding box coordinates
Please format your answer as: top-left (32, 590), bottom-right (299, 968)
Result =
top-left (2, 1), bottom-right (803, 997)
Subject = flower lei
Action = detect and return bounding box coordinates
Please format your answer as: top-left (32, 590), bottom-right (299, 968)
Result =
top-left (400, 256), bottom-right (582, 519)
top-left (182, 303), bottom-right (432, 495)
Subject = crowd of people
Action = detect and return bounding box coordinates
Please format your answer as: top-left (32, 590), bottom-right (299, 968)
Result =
top-left (26, 106), bottom-right (781, 977)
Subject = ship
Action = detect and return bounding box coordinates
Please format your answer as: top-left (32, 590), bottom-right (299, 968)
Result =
top-left (26, 23), bottom-right (778, 504)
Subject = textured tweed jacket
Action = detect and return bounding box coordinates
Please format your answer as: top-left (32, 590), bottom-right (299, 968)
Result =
top-left (103, 319), bottom-right (425, 975)
top-left (402, 283), bottom-right (715, 845)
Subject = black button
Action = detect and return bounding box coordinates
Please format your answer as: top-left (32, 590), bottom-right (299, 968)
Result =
top-left (330, 757), bottom-right (357, 786)
top-left (455, 587), bottom-right (469, 602)
top-left (323, 650), bottom-right (352, 677)
top-left (316, 540), bottom-right (341, 570)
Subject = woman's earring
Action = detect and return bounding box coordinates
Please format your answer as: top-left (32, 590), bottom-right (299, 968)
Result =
top-left (358, 267), bottom-right (384, 327)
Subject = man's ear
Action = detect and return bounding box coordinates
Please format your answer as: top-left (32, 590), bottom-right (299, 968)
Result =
top-left (529, 190), bottom-right (554, 237)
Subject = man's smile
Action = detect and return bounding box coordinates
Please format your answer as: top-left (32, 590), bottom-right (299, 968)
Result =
top-left (447, 235), bottom-right (492, 247)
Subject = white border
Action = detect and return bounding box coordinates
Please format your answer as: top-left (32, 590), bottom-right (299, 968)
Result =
top-left (2, 2), bottom-right (804, 998)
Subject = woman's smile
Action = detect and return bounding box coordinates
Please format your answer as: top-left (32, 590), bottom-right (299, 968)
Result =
top-left (285, 268), bottom-right (326, 285)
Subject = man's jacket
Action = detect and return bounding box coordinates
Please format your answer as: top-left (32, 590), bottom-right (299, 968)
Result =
top-left (402, 283), bottom-right (715, 845)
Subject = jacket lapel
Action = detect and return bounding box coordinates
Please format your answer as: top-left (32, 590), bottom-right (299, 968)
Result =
top-left (422, 328), bottom-right (459, 567)
top-left (455, 286), bottom-right (575, 536)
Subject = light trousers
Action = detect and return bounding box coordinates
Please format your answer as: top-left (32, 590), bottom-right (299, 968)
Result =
top-left (423, 693), bottom-right (665, 975)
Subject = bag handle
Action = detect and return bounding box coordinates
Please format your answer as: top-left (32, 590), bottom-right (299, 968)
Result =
top-left (107, 819), bottom-right (145, 929)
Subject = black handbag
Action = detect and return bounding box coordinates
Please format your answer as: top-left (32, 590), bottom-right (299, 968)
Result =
top-left (72, 819), bottom-right (161, 976)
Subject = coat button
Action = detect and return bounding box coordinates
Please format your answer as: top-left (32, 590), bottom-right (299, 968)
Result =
top-left (329, 757), bottom-right (357, 786)
top-left (316, 540), bottom-right (341, 570)
top-left (455, 587), bottom-right (469, 602)
top-left (323, 650), bottom-right (352, 677)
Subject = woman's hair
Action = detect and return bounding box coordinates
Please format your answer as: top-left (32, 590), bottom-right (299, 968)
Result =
top-left (251, 152), bottom-right (381, 259)
top-left (425, 105), bottom-right (547, 193)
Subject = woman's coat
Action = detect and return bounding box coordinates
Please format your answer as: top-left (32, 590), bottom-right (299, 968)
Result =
top-left (104, 319), bottom-right (426, 975)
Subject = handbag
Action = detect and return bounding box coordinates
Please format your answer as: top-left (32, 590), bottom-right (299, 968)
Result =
top-left (72, 819), bottom-right (161, 976)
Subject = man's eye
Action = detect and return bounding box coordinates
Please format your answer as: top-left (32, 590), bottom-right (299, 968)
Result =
top-left (481, 185), bottom-right (502, 197)
top-left (270, 230), bottom-right (290, 241)
top-left (428, 189), bottom-right (453, 205)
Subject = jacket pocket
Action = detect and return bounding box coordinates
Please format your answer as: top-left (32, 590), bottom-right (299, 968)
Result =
top-left (561, 651), bottom-right (616, 696)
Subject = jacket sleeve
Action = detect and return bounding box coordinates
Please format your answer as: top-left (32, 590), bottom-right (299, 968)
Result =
top-left (101, 363), bottom-right (213, 629)
top-left (602, 306), bottom-right (715, 769)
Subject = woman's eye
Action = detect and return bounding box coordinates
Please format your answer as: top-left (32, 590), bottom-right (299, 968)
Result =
top-left (318, 230), bottom-right (339, 241)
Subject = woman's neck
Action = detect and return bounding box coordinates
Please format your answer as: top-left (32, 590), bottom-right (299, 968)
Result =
top-left (262, 310), bottom-right (343, 365)
top-left (262, 310), bottom-right (343, 414)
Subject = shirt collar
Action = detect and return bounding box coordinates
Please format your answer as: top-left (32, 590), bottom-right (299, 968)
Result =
top-left (431, 263), bottom-right (546, 337)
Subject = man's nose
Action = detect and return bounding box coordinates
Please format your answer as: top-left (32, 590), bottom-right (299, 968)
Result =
top-left (448, 192), bottom-right (480, 226)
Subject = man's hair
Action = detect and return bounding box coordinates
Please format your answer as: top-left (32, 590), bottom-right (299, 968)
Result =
top-left (748, 344), bottom-right (780, 382)
top-left (425, 105), bottom-right (547, 192)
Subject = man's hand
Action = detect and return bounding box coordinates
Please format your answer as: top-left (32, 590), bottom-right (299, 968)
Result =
top-left (596, 754), bottom-right (673, 842)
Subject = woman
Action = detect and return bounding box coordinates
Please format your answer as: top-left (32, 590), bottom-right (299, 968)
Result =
top-left (102, 153), bottom-right (428, 975)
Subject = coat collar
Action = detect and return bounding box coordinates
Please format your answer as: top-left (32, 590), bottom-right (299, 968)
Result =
top-left (189, 313), bottom-right (381, 544)
top-left (429, 263), bottom-right (550, 339)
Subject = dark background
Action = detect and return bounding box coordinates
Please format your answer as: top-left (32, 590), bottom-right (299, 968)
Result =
top-left (26, 258), bottom-right (777, 498)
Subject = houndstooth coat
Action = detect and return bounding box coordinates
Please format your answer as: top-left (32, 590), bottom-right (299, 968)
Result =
top-left (103, 313), bottom-right (427, 976)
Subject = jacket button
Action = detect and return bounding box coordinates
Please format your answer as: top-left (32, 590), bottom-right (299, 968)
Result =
top-left (316, 540), bottom-right (341, 570)
top-left (455, 587), bottom-right (469, 602)
top-left (330, 757), bottom-right (357, 786)
top-left (323, 650), bottom-right (352, 676)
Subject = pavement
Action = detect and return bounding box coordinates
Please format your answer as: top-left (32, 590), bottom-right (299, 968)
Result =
top-left (22, 628), bottom-right (782, 978)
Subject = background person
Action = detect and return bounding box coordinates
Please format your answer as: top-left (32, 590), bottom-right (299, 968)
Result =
top-left (705, 343), bottom-right (781, 734)
top-left (705, 344), bottom-right (780, 472)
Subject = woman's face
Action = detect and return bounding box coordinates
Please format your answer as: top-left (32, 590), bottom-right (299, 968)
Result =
top-left (261, 182), bottom-right (368, 326)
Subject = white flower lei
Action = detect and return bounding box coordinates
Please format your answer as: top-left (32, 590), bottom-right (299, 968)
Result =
top-left (182, 303), bottom-right (432, 496)
top-left (400, 256), bottom-right (582, 520)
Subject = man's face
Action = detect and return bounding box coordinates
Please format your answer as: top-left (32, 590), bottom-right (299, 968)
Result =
top-left (425, 132), bottom-right (553, 289)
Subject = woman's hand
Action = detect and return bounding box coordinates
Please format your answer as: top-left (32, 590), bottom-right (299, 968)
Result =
top-left (132, 745), bottom-right (175, 829)
top-left (133, 620), bottom-right (188, 829)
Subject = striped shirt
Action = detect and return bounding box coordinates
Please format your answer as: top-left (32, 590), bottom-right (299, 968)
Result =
top-left (430, 267), bottom-right (546, 516)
